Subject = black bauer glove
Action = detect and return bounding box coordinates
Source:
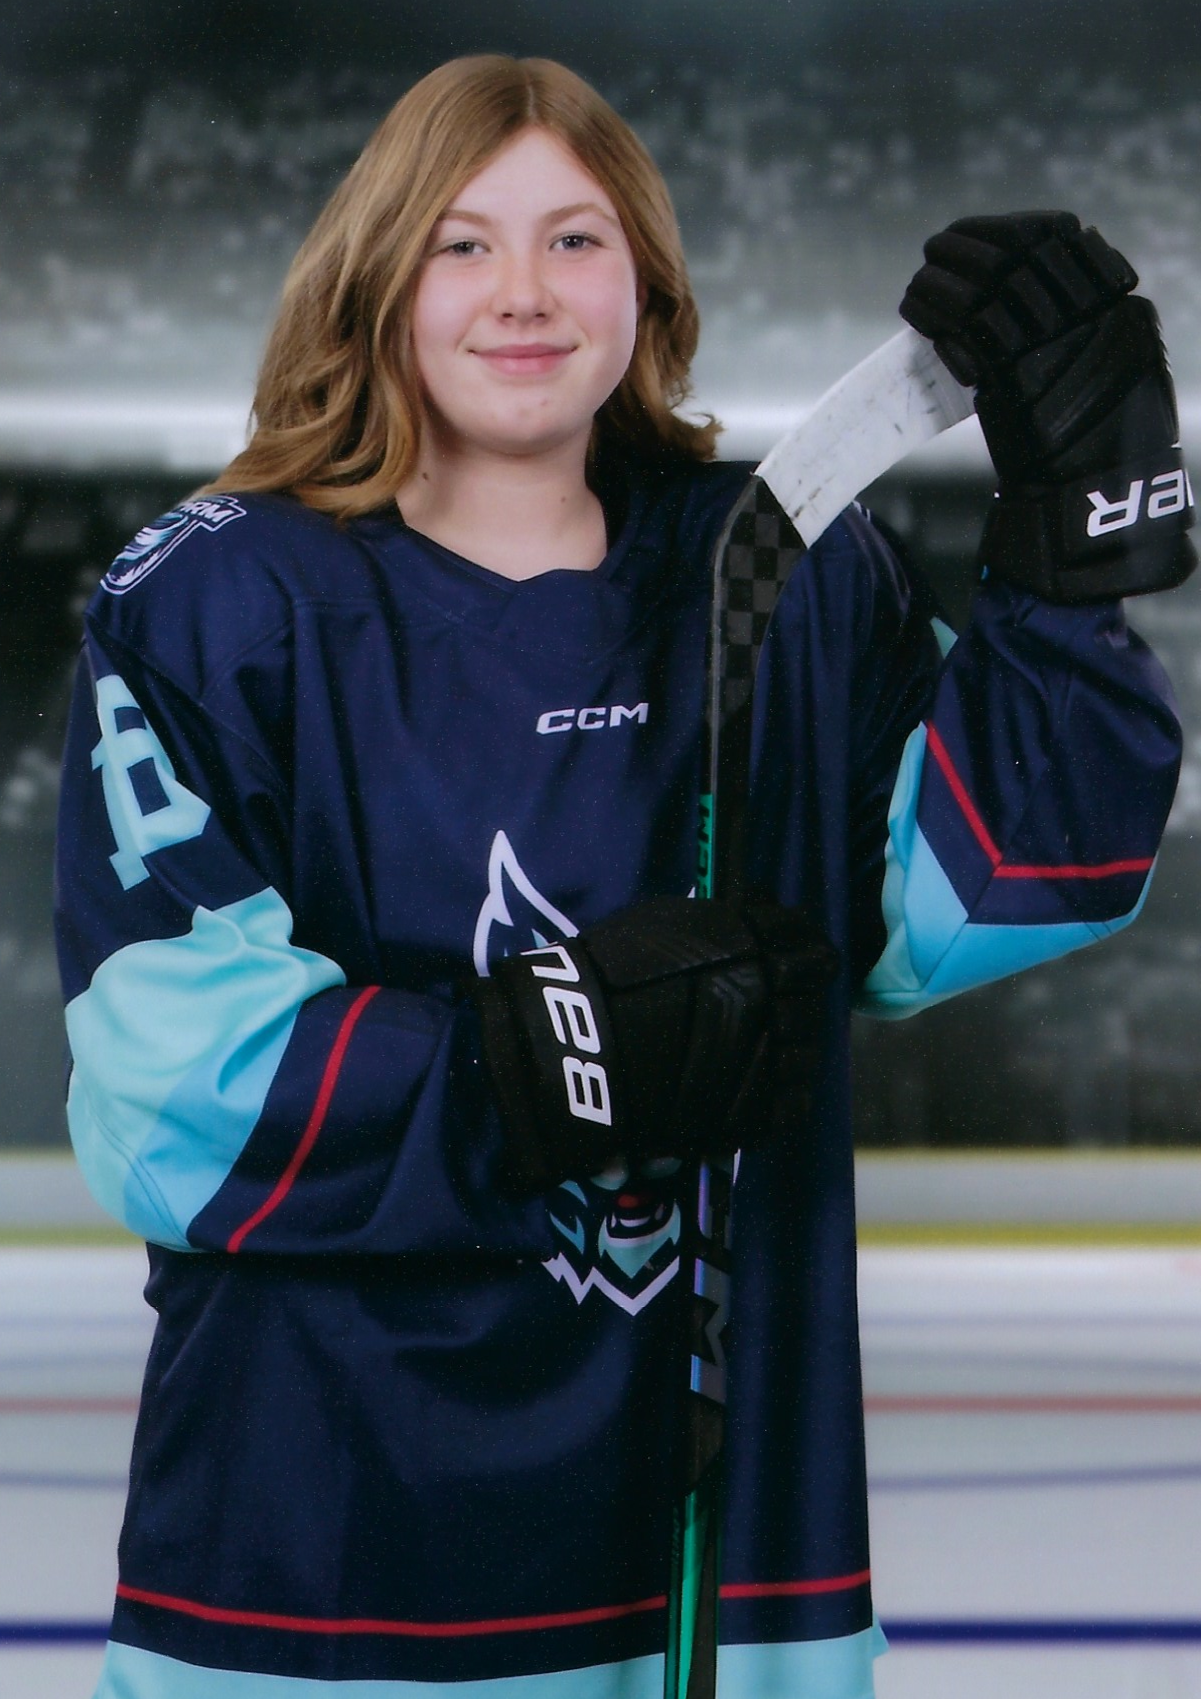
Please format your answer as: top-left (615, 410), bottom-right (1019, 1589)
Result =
top-left (471, 897), bottom-right (838, 1193)
top-left (900, 210), bottom-right (1197, 603)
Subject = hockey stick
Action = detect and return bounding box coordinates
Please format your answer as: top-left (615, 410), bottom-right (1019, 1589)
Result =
top-left (664, 326), bottom-right (973, 1699)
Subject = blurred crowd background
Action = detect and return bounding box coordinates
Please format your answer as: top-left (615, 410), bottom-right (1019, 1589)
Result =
top-left (3, 0), bottom-right (1200, 1152)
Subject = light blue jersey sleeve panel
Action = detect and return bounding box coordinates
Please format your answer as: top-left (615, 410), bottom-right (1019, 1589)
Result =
top-left (94, 1624), bottom-right (887, 1699)
top-left (856, 721), bottom-right (1152, 1020)
top-left (65, 886), bottom-right (345, 1248)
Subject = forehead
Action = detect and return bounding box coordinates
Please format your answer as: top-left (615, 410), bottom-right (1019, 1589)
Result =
top-left (442, 128), bottom-right (619, 221)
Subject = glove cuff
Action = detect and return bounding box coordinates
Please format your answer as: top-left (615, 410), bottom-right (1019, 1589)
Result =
top-left (472, 939), bottom-right (620, 1192)
top-left (981, 448), bottom-right (1197, 602)
top-left (472, 974), bottom-right (548, 1190)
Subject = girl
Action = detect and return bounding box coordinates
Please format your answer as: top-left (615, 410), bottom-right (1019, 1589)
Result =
top-left (56, 54), bottom-right (1183, 1699)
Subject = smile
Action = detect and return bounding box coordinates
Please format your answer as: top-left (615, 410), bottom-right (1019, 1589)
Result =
top-left (473, 344), bottom-right (575, 375)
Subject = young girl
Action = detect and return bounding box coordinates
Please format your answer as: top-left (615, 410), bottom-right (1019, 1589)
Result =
top-left (56, 54), bottom-right (1186, 1699)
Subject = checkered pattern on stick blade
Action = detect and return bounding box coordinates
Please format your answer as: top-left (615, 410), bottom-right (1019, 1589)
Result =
top-left (709, 479), bottom-right (806, 732)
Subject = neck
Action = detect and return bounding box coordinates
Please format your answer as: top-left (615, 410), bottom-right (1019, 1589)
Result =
top-left (395, 431), bottom-right (607, 582)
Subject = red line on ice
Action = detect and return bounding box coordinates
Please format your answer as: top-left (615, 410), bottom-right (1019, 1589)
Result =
top-left (10, 1394), bottom-right (1201, 1417)
top-left (866, 1394), bottom-right (1201, 1413)
top-left (0, 1397), bottom-right (140, 1414)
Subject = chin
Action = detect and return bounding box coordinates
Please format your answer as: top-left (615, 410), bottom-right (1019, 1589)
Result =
top-left (468, 416), bottom-right (595, 460)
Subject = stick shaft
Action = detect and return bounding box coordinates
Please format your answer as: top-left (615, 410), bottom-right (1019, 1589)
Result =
top-left (665, 330), bottom-right (973, 1699)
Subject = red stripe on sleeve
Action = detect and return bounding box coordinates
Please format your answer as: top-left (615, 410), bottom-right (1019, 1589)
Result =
top-left (923, 722), bottom-right (1002, 866)
top-left (226, 985), bottom-right (381, 1253)
top-left (995, 858), bottom-right (1153, 881)
top-left (924, 723), bottom-right (1153, 884)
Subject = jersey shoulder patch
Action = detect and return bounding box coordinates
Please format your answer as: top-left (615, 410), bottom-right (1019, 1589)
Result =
top-left (102, 496), bottom-right (249, 596)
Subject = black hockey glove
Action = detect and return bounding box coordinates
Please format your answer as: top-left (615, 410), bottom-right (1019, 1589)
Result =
top-left (900, 211), bottom-right (1196, 603)
top-left (472, 897), bottom-right (837, 1193)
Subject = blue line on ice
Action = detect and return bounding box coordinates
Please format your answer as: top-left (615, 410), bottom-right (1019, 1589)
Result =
top-left (884, 1620), bottom-right (1201, 1644)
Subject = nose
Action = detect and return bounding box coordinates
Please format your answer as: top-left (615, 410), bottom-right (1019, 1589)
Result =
top-left (492, 248), bottom-right (554, 320)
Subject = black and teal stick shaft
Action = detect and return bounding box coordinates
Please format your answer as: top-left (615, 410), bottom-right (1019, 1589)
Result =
top-left (662, 330), bottom-right (973, 1699)
top-left (664, 481), bottom-right (779, 1699)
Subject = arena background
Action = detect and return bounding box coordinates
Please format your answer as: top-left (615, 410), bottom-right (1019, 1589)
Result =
top-left (4, 0), bottom-right (1201, 1155)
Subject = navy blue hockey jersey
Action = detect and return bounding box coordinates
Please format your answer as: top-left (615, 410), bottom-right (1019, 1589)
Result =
top-left (55, 448), bottom-right (1181, 1699)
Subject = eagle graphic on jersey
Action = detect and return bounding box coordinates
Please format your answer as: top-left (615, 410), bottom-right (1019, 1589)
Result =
top-left (473, 829), bottom-right (682, 1315)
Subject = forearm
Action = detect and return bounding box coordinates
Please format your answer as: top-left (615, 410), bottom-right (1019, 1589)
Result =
top-left (57, 639), bottom-right (553, 1258)
top-left (857, 578), bottom-right (1180, 1014)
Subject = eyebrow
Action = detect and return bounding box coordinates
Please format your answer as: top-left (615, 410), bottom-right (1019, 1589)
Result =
top-left (436, 201), bottom-right (622, 230)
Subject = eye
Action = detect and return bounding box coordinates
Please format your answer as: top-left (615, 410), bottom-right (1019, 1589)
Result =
top-left (553, 231), bottom-right (600, 253)
top-left (439, 238), bottom-right (484, 258)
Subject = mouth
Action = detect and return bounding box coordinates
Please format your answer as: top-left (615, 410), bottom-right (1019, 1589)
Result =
top-left (473, 343), bottom-right (574, 376)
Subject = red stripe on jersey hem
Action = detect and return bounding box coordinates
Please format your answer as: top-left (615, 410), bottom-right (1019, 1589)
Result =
top-left (226, 985), bottom-right (382, 1253)
top-left (114, 1583), bottom-right (666, 1637)
top-left (924, 722), bottom-right (1152, 883)
top-left (721, 1569), bottom-right (872, 1600)
top-left (114, 1570), bottom-right (871, 1638)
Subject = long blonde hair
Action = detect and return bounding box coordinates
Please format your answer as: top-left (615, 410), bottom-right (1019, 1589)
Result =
top-left (201, 56), bottom-right (718, 519)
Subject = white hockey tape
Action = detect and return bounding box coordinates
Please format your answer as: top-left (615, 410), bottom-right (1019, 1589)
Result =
top-left (756, 327), bottom-right (975, 547)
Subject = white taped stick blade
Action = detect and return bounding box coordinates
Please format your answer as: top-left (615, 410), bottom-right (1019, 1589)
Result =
top-left (756, 328), bottom-right (975, 548)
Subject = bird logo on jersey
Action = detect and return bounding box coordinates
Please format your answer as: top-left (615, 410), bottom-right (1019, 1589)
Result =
top-left (103, 497), bottom-right (247, 595)
top-left (474, 829), bottom-right (681, 1316)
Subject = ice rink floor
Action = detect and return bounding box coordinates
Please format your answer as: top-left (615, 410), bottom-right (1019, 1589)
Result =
top-left (3, 1241), bottom-right (1200, 1699)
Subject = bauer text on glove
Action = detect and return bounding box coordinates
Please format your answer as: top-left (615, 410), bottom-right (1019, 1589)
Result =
top-left (900, 210), bottom-right (1196, 603)
top-left (471, 897), bottom-right (838, 1192)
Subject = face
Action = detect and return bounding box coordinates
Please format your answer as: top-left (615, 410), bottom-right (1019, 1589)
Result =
top-left (409, 128), bottom-right (642, 463)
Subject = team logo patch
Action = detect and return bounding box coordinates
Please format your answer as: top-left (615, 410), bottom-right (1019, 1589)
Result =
top-left (102, 497), bottom-right (247, 595)
top-left (543, 1162), bottom-right (681, 1315)
top-left (473, 829), bottom-right (682, 1314)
